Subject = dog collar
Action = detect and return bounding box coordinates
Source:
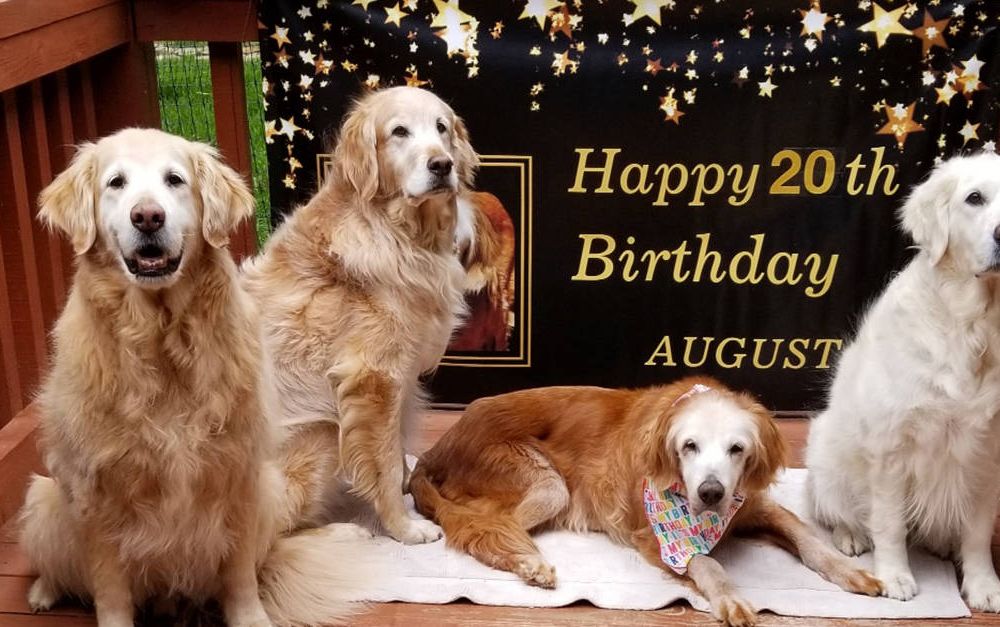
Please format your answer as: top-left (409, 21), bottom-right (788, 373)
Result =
top-left (642, 477), bottom-right (745, 574)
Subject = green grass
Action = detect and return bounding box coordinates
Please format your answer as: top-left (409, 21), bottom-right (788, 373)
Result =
top-left (155, 42), bottom-right (272, 244)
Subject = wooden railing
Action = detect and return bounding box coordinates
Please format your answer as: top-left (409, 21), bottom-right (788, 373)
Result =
top-left (0, 0), bottom-right (260, 430)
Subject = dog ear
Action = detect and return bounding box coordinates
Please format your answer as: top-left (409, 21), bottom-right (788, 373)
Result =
top-left (195, 145), bottom-right (255, 249)
top-left (899, 166), bottom-right (957, 265)
top-left (646, 404), bottom-right (683, 486)
top-left (742, 401), bottom-right (786, 492)
top-left (38, 142), bottom-right (98, 255)
top-left (334, 101), bottom-right (379, 201)
top-left (453, 116), bottom-right (480, 190)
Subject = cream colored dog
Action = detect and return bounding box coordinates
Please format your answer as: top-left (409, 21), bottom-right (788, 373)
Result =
top-left (242, 87), bottom-right (478, 544)
top-left (19, 129), bottom-right (379, 627)
top-left (807, 153), bottom-right (1000, 610)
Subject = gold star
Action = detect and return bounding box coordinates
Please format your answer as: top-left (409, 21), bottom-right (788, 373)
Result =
top-left (758, 77), bottom-right (777, 97)
top-left (278, 117), bottom-right (300, 141)
top-left (322, 21), bottom-right (332, 31)
top-left (519, 0), bottom-right (560, 29)
top-left (630, 0), bottom-right (672, 27)
top-left (912, 10), bottom-right (950, 56)
top-left (552, 50), bottom-right (576, 76)
top-left (800, 5), bottom-right (833, 41)
top-left (384, 3), bottom-right (407, 26)
top-left (314, 53), bottom-right (334, 75)
top-left (404, 68), bottom-right (429, 87)
top-left (935, 83), bottom-right (956, 104)
top-left (646, 57), bottom-right (664, 75)
top-left (353, 0), bottom-right (375, 9)
top-left (282, 174), bottom-right (296, 189)
top-left (830, 75), bottom-right (841, 86)
top-left (876, 102), bottom-right (924, 149)
top-left (431, 0), bottom-right (473, 29)
top-left (270, 26), bottom-right (291, 47)
top-left (659, 88), bottom-right (684, 124)
top-left (264, 119), bottom-right (278, 143)
top-left (959, 121), bottom-right (980, 145)
top-left (403, 0), bottom-right (418, 8)
top-left (273, 48), bottom-right (291, 67)
top-left (962, 54), bottom-right (986, 78)
top-left (858, 2), bottom-right (912, 48)
top-left (686, 49), bottom-right (698, 64)
top-left (341, 60), bottom-right (358, 72)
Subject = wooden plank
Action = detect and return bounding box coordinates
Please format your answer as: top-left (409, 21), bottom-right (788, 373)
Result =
top-left (0, 2), bottom-right (130, 93)
top-left (0, 575), bottom-right (93, 618)
top-left (0, 0), bottom-right (119, 40)
top-left (89, 43), bottom-right (160, 136)
top-left (134, 0), bottom-right (259, 43)
top-left (70, 64), bottom-right (98, 142)
top-left (0, 224), bottom-right (22, 423)
top-left (46, 72), bottom-right (78, 281)
top-left (0, 612), bottom-right (95, 627)
top-left (0, 91), bottom-right (47, 409)
top-left (208, 42), bottom-right (258, 260)
top-left (20, 81), bottom-right (65, 326)
top-left (0, 542), bottom-right (31, 578)
top-left (0, 406), bottom-right (43, 530)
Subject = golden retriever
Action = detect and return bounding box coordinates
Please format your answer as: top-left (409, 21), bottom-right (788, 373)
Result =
top-left (242, 86), bottom-right (478, 544)
top-left (452, 191), bottom-right (516, 352)
top-left (807, 153), bottom-right (1000, 609)
top-left (411, 376), bottom-right (883, 626)
top-left (19, 129), bottom-right (379, 627)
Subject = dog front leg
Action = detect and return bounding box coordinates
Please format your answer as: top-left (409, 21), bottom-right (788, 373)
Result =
top-left (85, 534), bottom-right (134, 627)
top-left (868, 457), bottom-right (917, 600)
top-left (336, 369), bottom-right (442, 544)
top-left (631, 528), bottom-right (755, 626)
top-left (740, 495), bottom-right (882, 596)
top-left (959, 481), bottom-right (1000, 612)
top-left (221, 513), bottom-right (272, 627)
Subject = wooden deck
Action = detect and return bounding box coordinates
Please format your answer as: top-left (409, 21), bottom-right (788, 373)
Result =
top-left (2, 410), bottom-right (1000, 626)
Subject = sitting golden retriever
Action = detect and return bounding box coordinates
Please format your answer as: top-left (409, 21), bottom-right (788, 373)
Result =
top-left (242, 86), bottom-right (477, 544)
top-left (411, 377), bottom-right (883, 626)
top-left (19, 129), bottom-right (378, 627)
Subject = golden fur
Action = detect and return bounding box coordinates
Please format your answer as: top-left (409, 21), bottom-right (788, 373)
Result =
top-left (411, 376), bottom-right (882, 626)
top-left (452, 191), bottom-right (516, 351)
top-left (242, 86), bottom-right (478, 544)
top-left (18, 129), bottom-right (380, 627)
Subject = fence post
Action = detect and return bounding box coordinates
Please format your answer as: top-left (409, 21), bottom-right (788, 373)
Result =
top-left (208, 41), bottom-right (257, 259)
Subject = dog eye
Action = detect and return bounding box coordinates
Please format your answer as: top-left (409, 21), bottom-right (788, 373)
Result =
top-left (165, 172), bottom-right (185, 187)
top-left (437, 121), bottom-right (447, 134)
top-left (729, 444), bottom-right (745, 455)
top-left (966, 191), bottom-right (985, 206)
top-left (392, 125), bottom-right (409, 138)
top-left (107, 174), bottom-right (126, 189)
top-left (682, 440), bottom-right (698, 454)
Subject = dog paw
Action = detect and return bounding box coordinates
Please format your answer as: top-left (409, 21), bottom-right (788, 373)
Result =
top-left (832, 525), bottom-right (871, 557)
top-left (711, 594), bottom-right (757, 627)
top-left (323, 522), bottom-right (374, 541)
top-left (832, 566), bottom-right (884, 597)
top-left (878, 569), bottom-right (918, 601)
top-left (27, 578), bottom-right (58, 613)
top-left (392, 518), bottom-right (443, 544)
top-left (514, 556), bottom-right (557, 589)
top-left (963, 575), bottom-right (1000, 612)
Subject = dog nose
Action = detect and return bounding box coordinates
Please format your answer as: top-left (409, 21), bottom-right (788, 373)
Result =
top-left (427, 156), bottom-right (453, 177)
top-left (993, 224), bottom-right (1000, 244)
top-left (697, 479), bottom-right (725, 507)
top-left (130, 203), bottom-right (165, 234)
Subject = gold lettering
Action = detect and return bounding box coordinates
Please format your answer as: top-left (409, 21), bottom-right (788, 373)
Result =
top-left (571, 234), bottom-right (616, 280)
top-left (689, 163), bottom-right (725, 207)
top-left (716, 337), bottom-right (747, 368)
top-left (645, 335), bottom-right (677, 366)
top-left (567, 148), bottom-right (620, 193)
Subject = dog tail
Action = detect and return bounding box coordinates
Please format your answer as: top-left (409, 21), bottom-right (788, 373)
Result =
top-left (409, 464), bottom-right (481, 541)
top-left (258, 523), bottom-right (387, 627)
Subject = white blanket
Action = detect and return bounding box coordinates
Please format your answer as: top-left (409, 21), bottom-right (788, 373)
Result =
top-left (343, 468), bottom-right (970, 619)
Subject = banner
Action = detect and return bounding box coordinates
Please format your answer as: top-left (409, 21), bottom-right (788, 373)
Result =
top-left (258, 0), bottom-right (1000, 409)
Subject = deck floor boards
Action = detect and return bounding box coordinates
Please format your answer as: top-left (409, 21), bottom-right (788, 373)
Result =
top-left (2, 412), bottom-right (999, 625)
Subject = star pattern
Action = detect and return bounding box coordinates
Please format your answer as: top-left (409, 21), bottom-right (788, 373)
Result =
top-left (858, 2), bottom-right (912, 48)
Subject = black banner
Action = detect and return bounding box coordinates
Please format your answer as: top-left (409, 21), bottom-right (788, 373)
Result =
top-left (258, 0), bottom-right (1000, 409)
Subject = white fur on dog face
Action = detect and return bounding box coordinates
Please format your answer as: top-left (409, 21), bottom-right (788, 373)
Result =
top-left (902, 152), bottom-right (1000, 274)
top-left (375, 88), bottom-right (460, 201)
top-left (95, 131), bottom-right (198, 286)
top-left (667, 395), bottom-right (756, 515)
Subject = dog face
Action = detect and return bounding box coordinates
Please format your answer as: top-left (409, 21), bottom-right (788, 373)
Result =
top-left (334, 86), bottom-right (479, 203)
top-left (653, 389), bottom-right (783, 515)
top-left (38, 129), bottom-right (254, 288)
top-left (900, 152), bottom-right (1000, 275)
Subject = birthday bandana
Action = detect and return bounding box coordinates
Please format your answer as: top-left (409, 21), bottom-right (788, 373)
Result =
top-left (642, 477), bottom-right (745, 574)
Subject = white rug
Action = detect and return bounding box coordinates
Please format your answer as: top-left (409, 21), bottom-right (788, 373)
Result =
top-left (339, 468), bottom-right (970, 619)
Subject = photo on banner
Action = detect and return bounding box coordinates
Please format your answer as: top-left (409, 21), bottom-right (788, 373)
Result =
top-left (258, 0), bottom-right (1000, 409)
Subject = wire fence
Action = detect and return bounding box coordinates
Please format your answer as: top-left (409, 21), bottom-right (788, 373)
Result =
top-left (155, 41), bottom-right (271, 243)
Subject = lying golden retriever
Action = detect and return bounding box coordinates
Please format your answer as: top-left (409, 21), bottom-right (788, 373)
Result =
top-left (452, 191), bottom-right (516, 352)
top-left (242, 86), bottom-right (478, 544)
top-left (411, 377), bottom-right (882, 626)
top-left (19, 129), bottom-right (378, 627)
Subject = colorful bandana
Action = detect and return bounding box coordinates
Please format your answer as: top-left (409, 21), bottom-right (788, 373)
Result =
top-left (642, 477), bottom-right (745, 574)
